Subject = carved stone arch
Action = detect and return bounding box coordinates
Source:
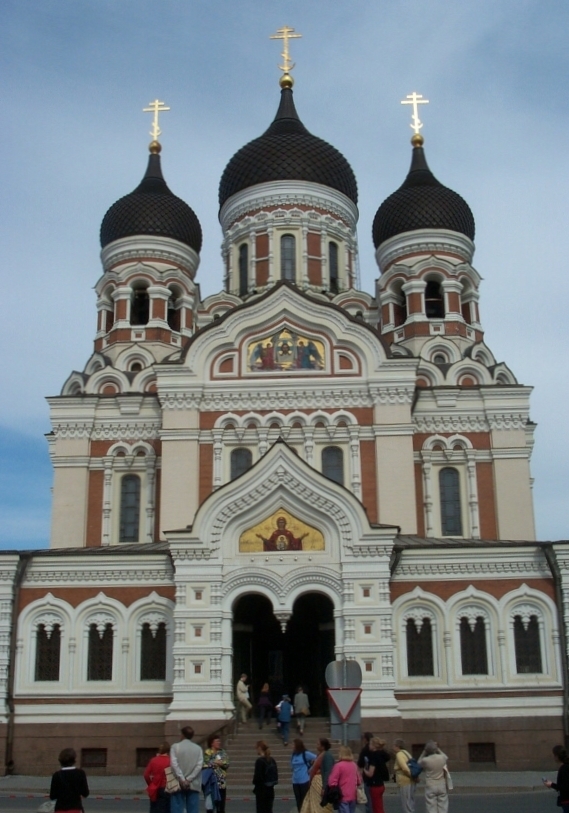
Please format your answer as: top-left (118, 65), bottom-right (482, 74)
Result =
top-left (283, 569), bottom-right (343, 609)
top-left (262, 412), bottom-right (286, 429)
top-left (446, 434), bottom-right (473, 451)
top-left (76, 592), bottom-right (127, 630)
top-left (455, 604), bottom-right (491, 631)
top-left (420, 337), bottom-right (462, 365)
top-left (114, 345), bottom-right (155, 372)
top-left (402, 606), bottom-right (437, 633)
top-left (85, 368), bottom-right (130, 395)
top-left (423, 434), bottom-right (451, 452)
top-left (223, 570), bottom-right (284, 608)
top-left (127, 592), bottom-right (174, 631)
top-left (309, 410), bottom-right (332, 428)
top-left (139, 611), bottom-right (170, 636)
top-left (19, 593), bottom-right (73, 637)
top-left (60, 372), bottom-right (85, 396)
top-left (85, 611), bottom-right (116, 637)
top-left (508, 602), bottom-right (544, 630)
top-left (331, 410), bottom-right (358, 427)
top-left (447, 360), bottom-right (493, 386)
top-left (215, 413), bottom-right (243, 430)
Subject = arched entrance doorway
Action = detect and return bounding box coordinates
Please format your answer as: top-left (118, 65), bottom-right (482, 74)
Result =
top-left (232, 593), bottom-right (335, 715)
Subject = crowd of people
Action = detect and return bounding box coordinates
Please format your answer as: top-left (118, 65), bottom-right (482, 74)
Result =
top-left (46, 681), bottom-right (569, 813)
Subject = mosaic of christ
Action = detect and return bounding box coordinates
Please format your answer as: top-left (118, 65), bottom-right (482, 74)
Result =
top-left (248, 328), bottom-right (325, 372)
top-left (239, 509), bottom-right (324, 553)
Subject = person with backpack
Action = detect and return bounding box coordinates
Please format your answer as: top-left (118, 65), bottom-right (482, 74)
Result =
top-left (253, 740), bottom-right (278, 813)
top-left (393, 739), bottom-right (416, 813)
top-left (418, 741), bottom-right (449, 813)
top-left (362, 737), bottom-right (390, 813)
top-left (290, 738), bottom-right (316, 811)
top-left (277, 694), bottom-right (293, 746)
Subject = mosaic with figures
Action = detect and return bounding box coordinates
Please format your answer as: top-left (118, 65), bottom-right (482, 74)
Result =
top-left (239, 509), bottom-right (325, 552)
top-left (248, 327), bottom-right (325, 372)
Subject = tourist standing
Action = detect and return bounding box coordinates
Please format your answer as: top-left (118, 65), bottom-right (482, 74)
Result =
top-left (293, 685), bottom-right (310, 735)
top-left (357, 732), bottom-right (374, 813)
top-left (170, 726), bottom-right (203, 813)
top-left (144, 742), bottom-right (171, 813)
top-left (49, 748), bottom-right (89, 812)
top-left (278, 694), bottom-right (293, 746)
top-left (253, 740), bottom-right (279, 813)
top-left (362, 737), bottom-right (390, 813)
top-left (236, 673), bottom-right (252, 723)
top-left (327, 746), bottom-right (361, 813)
top-left (418, 741), bottom-right (448, 813)
top-left (203, 734), bottom-right (229, 813)
top-left (290, 738), bottom-right (316, 812)
top-left (544, 745), bottom-right (569, 812)
top-left (300, 738), bottom-right (335, 813)
top-left (393, 739), bottom-right (415, 813)
top-left (257, 682), bottom-right (273, 729)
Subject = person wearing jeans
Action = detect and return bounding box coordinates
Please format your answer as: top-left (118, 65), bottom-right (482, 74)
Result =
top-left (169, 726), bottom-right (203, 813)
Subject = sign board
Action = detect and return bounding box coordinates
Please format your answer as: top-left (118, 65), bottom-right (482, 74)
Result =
top-left (325, 659), bottom-right (362, 689)
top-left (327, 688), bottom-right (362, 722)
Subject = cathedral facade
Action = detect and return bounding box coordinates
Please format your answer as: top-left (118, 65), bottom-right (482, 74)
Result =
top-left (1, 72), bottom-right (567, 774)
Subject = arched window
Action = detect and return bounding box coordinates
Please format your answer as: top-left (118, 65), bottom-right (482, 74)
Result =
top-left (425, 280), bottom-right (445, 319)
top-left (141, 622), bottom-right (167, 680)
top-left (406, 617), bottom-right (434, 676)
top-left (120, 475), bottom-right (140, 543)
top-left (35, 623), bottom-right (61, 681)
top-left (230, 448), bottom-right (252, 480)
top-left (393, 291), bottom-right (407, 327)
top-left (131, 286), bottom-right (150, 325)
top-left (238, 244), bottom-right (248, 296)
top-left (322, 446), bottom-right (344, 486)
top-left (439, 468), bottom-right (462, 536)
top-left (329, 242), bottom-right (339, 293)
top-left (281, 234), bottom-right (296, 281)
top-left (514, 615), bottom-right (542, 673)
top-left (167, 290), bottom-right (181, 331)
top-left (460, 616), bottom-right (488, 674)
top-left (87, 623), bottom-right (113, 681)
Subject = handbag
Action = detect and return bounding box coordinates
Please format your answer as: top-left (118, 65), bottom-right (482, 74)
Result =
top-left (164, 766), bottom-right (181, 794)
top-left (300, 707), bottom-right (311, 716)
top-left (356, 784), bottom-right (367, 805)
top-left (443, 766), bottom-right (453, 791)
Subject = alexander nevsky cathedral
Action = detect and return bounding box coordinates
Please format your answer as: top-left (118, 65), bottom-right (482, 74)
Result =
top-left (1, 29), bottom-right (567, 774)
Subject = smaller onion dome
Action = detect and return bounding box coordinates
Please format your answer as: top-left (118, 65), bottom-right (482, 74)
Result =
top-left (372, 136), bottom-right (475, 248)
top-left (219, 84), bottom-right (357, 207)
top-left (100, 144), bottom-right (202, 252)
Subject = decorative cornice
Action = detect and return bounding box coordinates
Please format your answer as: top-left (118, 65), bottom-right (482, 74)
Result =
top-left (100, 235), bottom-right (199, 278)
top-left (375, 229), bottom-right (474, 273)
top-left (219, 181), bottom-right (358, 233)
top-left (392, 560), bottom-right (550, 579)
top-left (24, 567), bottom-right (173, 585)
top-left (414, 415), bottom-right (490, 433)
top-left (51, 421), bottom-right (161, 440)
top-left (487, 414), bottom-right (528, 430)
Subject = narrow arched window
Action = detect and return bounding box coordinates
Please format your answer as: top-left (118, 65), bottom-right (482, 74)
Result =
top-left (393, 291), bottom-right (407, 326)
top-left (329, 242), bottom-right (339, 293)
top-left (439, 468), bottom-right (462, 536)
top-left (88, 623), bottom-right (113, 681)
top-left (281, 234), bottom-right (296, 281)
top-left (230, 448), bottom-right (252, 480)
top-left (35, 623), bottom-right (61, 681)
top-left (460, 616), bottom-right (488, 674)
top-left (406, 618), bottom-right (434, 676)
top-left (514, 615), bottom-right (542, 673)
top-left (238, 244), bottom-right (248, 296)
top-left (141, 622), bottom-right (167, 680)
top-left (167, 290), bottom-right (181, 331)
top-left (425, 280), bottom-right (445, 319)
top-left (322, 446), bottom-right (344, 486)
top-left (120, 475), bottom-right (140, 543)
top-left (131, 287), bottom-right (150, 325)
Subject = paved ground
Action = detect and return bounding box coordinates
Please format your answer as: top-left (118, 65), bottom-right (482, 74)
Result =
top-left (0, 770), bottom-right (553, 797)
top-left (0, 790), bottom-right (557, 813)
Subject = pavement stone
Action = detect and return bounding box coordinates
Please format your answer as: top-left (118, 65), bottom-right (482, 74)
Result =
top-left (0, 771), bottom-right (552, 798)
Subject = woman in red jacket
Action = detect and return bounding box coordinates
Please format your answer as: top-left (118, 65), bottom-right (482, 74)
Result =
top-left (144, 742), bottom-right (171, 813)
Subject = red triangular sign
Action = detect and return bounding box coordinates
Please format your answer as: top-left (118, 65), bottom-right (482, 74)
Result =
top-left (327, 688), bottom-right (362, 722)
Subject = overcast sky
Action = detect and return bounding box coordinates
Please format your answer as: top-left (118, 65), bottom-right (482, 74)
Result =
top-left (1, 0), bottom-right (567, 549)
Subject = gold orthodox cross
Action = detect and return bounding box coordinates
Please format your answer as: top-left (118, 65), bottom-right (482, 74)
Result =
top-left (270, 26), bottom-right (302, 74)
top-left (401, 92), bottom-right (429, 134)
top-left (143, 99), bottom-right (171, 141)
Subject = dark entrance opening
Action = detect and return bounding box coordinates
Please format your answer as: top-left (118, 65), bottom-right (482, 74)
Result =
top-left (232, 592), bottom-right (335, 715)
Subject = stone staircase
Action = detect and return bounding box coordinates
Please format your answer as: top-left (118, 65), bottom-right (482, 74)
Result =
top-left (222, 716), bottom-right (337, 793)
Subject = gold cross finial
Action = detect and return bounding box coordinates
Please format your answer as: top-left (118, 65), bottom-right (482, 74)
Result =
top-left (401, 92), bottom-right (429, 136)
top-left (143, 99), bottom-right (170, 145)
top-left (270, 26), bottom-right (302, 84)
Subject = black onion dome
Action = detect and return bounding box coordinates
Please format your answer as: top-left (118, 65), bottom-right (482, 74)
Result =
top-left (372, 145), bottom-right (475, 248)
top-left (100, 152), bottom-right (202, 252)
top-left (219, 87), bottom-right (357, 207)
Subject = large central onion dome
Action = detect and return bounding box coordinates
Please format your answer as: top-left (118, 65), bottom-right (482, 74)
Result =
top-left (372, 137), bottom-right (474, 248)
top-left (219, 85), bottom-right (358, 207)
top-left (100, 146), bottom-right (203, 252)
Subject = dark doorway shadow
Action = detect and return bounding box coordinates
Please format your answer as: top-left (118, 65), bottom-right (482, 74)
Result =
top-left (232, 592), bottom-right (335, 716)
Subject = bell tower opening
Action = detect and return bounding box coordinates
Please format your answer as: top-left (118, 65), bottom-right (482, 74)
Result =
top-left (232, 592), bottom-right (335, 715)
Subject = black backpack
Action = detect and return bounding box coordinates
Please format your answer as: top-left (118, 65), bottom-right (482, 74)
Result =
top-left (264, 758), bottom-right (278, 787)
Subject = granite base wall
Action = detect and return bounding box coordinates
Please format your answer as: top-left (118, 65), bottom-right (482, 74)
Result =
top-left (361, 715), bottom-right (564, 771)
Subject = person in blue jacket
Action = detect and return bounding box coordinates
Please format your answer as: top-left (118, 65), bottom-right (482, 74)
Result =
top-left (290, 739), bottom-right (316, 812)
top-left (277, 695), bottom-right (292, 746)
